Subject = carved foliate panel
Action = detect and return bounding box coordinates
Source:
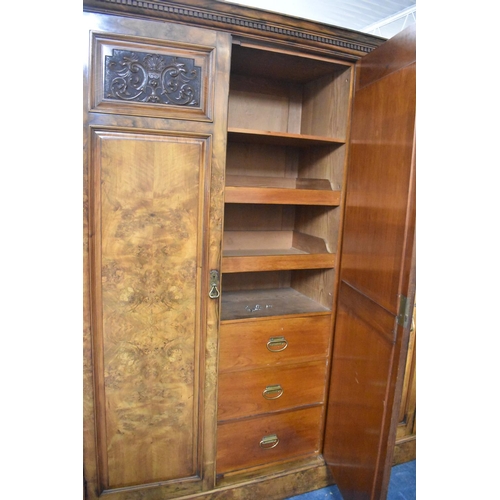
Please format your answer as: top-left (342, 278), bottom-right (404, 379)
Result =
top-left (105, 50), bottom-right (201, 106)
top-left (91, 34), bottom-right (214, 121)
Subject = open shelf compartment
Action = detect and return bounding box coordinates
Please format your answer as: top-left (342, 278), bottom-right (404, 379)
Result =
top-left (228, 44), bottom-right (352, 140)
top-left (220, 270), bottom-right (334, 321)
top-left (223, 201), bottom-right (340, 274)
top-left (224, 130), bottom-right (347, 208)
top-left (221, 288), bottom-right (329, 321)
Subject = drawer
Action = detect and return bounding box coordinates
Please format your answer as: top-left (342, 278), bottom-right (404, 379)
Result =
top-left (218, 361), bottom-right (327, 421)
top-left (219, 315), bottom-right (331, 372)
top-left (216, 406), bottom-right (323, 474)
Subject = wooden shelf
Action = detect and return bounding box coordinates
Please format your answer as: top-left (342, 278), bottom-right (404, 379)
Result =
top-left (225, 175), bottom-right (341, 206)
top-left (228, 128), bottom-right (345, 147)
top-left (221, 288), bottom-right (330, 321)
top-left (223, 254), bottom-right (335, 273)
top-left (222, 230), bottom-right (335, 273)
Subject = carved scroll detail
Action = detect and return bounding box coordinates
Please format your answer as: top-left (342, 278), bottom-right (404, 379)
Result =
top-left (105, 49), bottom-right (202, 106)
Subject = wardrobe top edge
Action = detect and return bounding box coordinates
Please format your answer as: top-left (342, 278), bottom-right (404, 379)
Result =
top-left (83, 0), bottom-right (386, 61)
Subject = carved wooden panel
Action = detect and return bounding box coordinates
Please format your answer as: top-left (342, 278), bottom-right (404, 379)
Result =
top-left (89, 129), bottom-right (210, 489)
top-left (104, 49), bottom-right (201, 106)
top-left (91, 34), bottom-right (214, 121)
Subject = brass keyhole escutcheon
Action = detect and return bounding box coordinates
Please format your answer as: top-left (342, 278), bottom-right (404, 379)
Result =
top-left (208, 270), bottom-right (220, 299)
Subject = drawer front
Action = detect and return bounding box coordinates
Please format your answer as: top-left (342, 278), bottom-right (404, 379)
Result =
top-left (216, 406), bottom-right (323, 474)
top-left (218, 361), bottom-right (327, 421)
top-left (219, 315), bottom-right (331, 372)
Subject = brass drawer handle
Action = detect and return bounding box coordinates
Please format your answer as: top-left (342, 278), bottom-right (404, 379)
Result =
top-left (259, 434), bottom-right (279, 449)
top-left (262, 384), bottom-right (284, 400)
top-left (266, 336), bottom-right (288, 352)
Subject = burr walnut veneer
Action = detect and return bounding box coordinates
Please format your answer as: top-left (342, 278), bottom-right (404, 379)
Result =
top-left (83, 2), bottom-right (416, 499)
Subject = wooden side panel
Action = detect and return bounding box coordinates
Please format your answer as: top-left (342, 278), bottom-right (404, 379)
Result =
top-left (323, 25), bottom-right (416, 500)
top-left (301, 66), bottom-right (352, 139)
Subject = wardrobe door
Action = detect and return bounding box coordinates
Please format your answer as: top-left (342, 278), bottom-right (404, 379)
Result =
top-left (83, 12), bottom-right (230, 500)
top-left (323, 24), bottom-right (416, 500)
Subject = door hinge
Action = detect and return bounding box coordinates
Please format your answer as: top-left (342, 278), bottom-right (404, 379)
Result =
top-left (397, 294), bottom-right (412, 328)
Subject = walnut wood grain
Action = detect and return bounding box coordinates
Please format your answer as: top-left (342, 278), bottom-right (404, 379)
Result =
top-left (94, 131), bottom-right (207, 488)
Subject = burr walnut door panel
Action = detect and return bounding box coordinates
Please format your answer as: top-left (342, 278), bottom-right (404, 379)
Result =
top-left (92, 131), bottom-right (209, 489)
top-left (85, 125), bottom-right (226, 500)
top-left (83, 12), bottom-right (230, 500)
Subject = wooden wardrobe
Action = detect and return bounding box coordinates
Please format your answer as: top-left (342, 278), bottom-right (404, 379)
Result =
top-left (83, 1), bottom-right (416, 499)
